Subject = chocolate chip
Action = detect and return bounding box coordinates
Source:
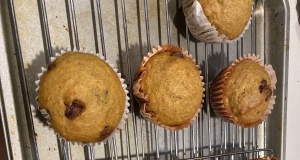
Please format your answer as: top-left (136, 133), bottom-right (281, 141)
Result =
top-left (100, 126), bottom-right (110, 139)
top-left (259, 79), bottom-right (273, 102)
top-left (259, 80), bottom-right (268, 93)
top-left (64, 100), bottom-right (84, 119)
top-left (47, 62), bottom-right (56, 70)
top-left (170, 52), bottom-right (184, 58)
top-left (264, 88), bottom-right (272, 101)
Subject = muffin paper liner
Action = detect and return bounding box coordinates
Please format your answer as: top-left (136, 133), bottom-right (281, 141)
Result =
top-left (210, 54), bottom-right (277, 128)
top-left (133, 44), bottom-right (205, 131)
top-left (35, 48), bottom-right (130, 146)
top-left (182, 0), bottom-right (252, 43)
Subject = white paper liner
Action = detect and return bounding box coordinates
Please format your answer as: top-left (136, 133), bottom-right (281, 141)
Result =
top-left (35, 48), bottom-right (130, 146)
top-left (183, 0), bottom-right (253, 43)
top-left (133, 44), bottom-right (205, 131)
top-left (210, 54), bottom-right (277, 127)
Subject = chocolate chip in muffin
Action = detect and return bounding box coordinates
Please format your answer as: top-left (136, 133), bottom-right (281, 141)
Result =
top-left (259, 79), bottom-right (272, 101)
top-left (170, 52), bottom-right (184, 58)
top-left (100, 126), bottom-right (110, 139)
top-left (264, 88), bottom-right (272, 101)
top-left (64, 100), bottom-right (84, 119)
top-left (259, 79), bottom-right (268, 93)
top-left (47, 61), bottom-right (56, 71)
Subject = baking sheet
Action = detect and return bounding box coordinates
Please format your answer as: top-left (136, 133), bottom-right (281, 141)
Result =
top-left (0, 0), bottom-right (289, 159)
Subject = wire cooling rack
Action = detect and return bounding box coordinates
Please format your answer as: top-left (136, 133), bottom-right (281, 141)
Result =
top-left (3, 0), bottom-right (286, 159)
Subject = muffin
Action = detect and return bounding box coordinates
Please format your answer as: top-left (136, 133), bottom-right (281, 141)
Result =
top-left (210, 54), bottom-right (277, 127)
top-left (133, 45), bottom-right (204, 130)
top-left (36, 49), bottom-right (129, 144)
top-left (183, 0), bottom-right (253, 43)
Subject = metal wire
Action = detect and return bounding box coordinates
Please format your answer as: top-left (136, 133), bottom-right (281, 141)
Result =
top-left (195, 42), bottom-right (200, 157)
top-left (205, 43), bottom-right (212, 155)
top-left (69, 0), bottom-right (79, 50)
top-left (165, 0), bottom-right (171, 44)
top-left (109, 138), bottom-right (114, 159)
top-left (144, 0), bottom-right (151, 51)
top-left (196, 113), bottom-right (199, 157)
top-left (39, 0), bottom-right (53, 59)
top-left (175, 131), bottom-right (178, 156)
top-left (185, 148), bottom-right (274, 160)
top-left (7, 0), bottom-right (39, 159)
top-left (112, 138), bottom-right (118, 160)
top-left (231, 125), bottom-right (235, 160)
top-left (0, 78), bottom-right (13, 160)
top-left (96, 0), bottom-right (107, 59)
top-left (155, 125), bottom-right (160, 159)
top-left (125, 122), bottom-right (130, 160)
top-left (224, 121), bottom-right (227, 153)
top-left (182, 130), bottom-right (186, 159)
top-left (237, 39), bottom-right (241, 58)
top-left (90, 0), bottom-right (99, 53)
top-left (192, 123), bottom-right (195, 157)
top-left (251, 2), bottom-right (256, 55)
top-left (61, 139), bottom-right (69, 160)
top-left (89, 144), bottom-right (95, 160)
top-left (140, 118), bottom-right (145, 158)
top-left (120, 0), bottom-right (140, 159)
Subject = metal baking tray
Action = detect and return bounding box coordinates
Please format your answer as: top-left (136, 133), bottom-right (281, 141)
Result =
top-left (0, 0), bottom-right (289, 159)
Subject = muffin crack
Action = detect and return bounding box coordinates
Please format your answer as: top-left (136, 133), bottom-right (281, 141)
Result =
top-left (170, 52), bottom-right (184, 58)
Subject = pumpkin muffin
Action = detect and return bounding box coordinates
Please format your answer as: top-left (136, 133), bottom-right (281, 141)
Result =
top-left (210, 54), bottom-right (277, 127)
top-left (183, 0), bottom-right (252, 43)
top-left (36, 50), bottom-right (129, 143)
top-left (133, 45), bottom-right (204, 130)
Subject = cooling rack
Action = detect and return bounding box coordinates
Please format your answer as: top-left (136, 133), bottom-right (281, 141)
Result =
top-left (1, 0), bottom-right (289, 159)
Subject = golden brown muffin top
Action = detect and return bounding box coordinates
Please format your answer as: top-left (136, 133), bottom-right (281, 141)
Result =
top-left (140, 50), bottom-right (203, 127)
top-left (224, 59), bottom-right (271, 125)
top-left (198, 0), bottom-right (252, 40)
top-left (38, 52), bottom-right (125, 142)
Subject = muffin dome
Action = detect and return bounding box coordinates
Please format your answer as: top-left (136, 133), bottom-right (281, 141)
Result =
top-left (210, 54), bottom-right (277, 127)
top-left (198, 0), bottom-right (253, 40)
top-left (183, 0), bottom-right (253, 43)
top-left (37, 51), bottom-right (127, 142)
top-left (133, 45), bottom-right (204, 130)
